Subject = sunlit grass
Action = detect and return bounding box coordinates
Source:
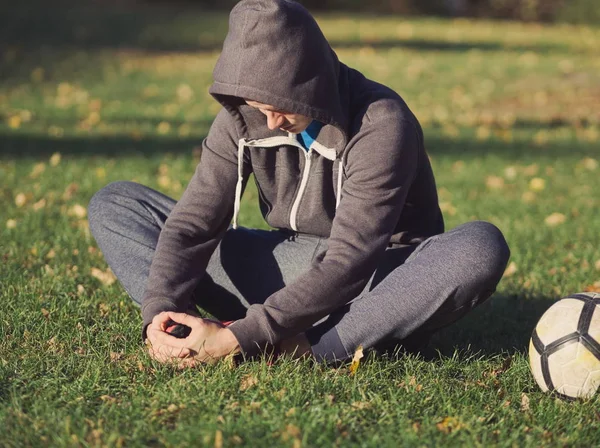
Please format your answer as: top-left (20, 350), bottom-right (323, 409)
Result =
top-left (1, 1), bottom-right (600, 446)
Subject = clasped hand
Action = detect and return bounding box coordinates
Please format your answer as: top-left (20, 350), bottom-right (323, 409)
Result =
top-left (145, 311), bottom-right (240, 366)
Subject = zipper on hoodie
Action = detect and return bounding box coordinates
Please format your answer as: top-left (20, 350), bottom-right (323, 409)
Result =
top-left (289, 148), bottom-right (312, 232)
top-left (236, 135), bottom-right (314, 232)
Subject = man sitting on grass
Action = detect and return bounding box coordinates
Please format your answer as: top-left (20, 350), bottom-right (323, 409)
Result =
top-left (88, 0), bottom-right (510, 365)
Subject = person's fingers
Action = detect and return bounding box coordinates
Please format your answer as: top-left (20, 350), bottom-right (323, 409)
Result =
top-left (162, 311), bottom-right (203, 328)
top-left (149, 343), bottom-right (191, 361)
top-left (150, 328), bottom-right (191, 349)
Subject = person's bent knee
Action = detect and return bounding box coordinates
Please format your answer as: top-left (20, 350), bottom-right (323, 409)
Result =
top-left (88, 181), bottom-right (139, 235)
top-left (460, 221), bottom-right (510, 281)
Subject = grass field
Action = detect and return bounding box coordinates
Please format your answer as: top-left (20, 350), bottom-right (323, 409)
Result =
top-left (1, 1), bottom-right (600, 446)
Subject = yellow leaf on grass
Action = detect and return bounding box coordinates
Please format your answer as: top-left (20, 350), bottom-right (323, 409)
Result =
top-left (14, 193), bottom-right (27, 208)
top-left (91, 267), bottom-right (116, 286)
top-left (520, 393), bottom-right (530, 412)
top-left (49, 152), bottom-right (61, 167)
top-left (32, 198), bottom-right (47, 211)
top-left (529, 178), bottom-right (546, 192)
top-left (8, 115), bottom-right (21, 129)
top-left (30, 163), bottom-right (46, 178)
top-left (436, 416), bottom-right (464, 434)
top-left (6, 219), bottom-right (17, 229)
top-left (239, 375), bottom-right (258, 391)
top-left (504, 166), bottom-right (517, 180)
top-left (349, 345), bottom-right (364, 375)
top-left (545, 213), bottom-right (566, 227)
top-left (581, 158), bottom-right (598, 171)
top-left (214, 430), bottom-right (223, 448)
top-left (595, 260), bottom-right (600, 271)
top-left (503, 262), bottom-right (518, 278)
top-left (68, 204), bottom-right (87, 219)
top-left (486, 176), bottom-right (504, 190)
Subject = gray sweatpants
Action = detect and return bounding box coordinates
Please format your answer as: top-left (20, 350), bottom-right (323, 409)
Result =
top-left (88, 181), bottom-right (510, 362)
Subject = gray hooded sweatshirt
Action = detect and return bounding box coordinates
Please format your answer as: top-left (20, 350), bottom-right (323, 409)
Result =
top-left (141, 0), bottom-right (444, 356)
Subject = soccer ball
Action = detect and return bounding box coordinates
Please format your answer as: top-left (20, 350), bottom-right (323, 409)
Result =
top-left (529, 292), bottom-right (600, 399)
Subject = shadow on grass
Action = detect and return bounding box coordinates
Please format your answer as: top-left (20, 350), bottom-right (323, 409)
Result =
top-left (0, 132), bottom-right (208, 158)
top-left (0, 125), bottom-right (597, 160)
top-left (428, 294), bottom-right (554, 357)
top-left (0, 0), bottom-right (589, 81)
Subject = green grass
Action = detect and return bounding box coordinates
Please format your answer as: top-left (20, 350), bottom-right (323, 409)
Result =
top-left (2, 1), bottom-right (600, 446)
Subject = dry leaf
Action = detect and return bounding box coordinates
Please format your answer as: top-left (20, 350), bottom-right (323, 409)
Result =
top-left (68, 204), bottom-right (87, 219)
top-left (521, 191), bottom-right (536, 203)
top-left (30, 163), bottom-right (46, 178)
top-left (32, 199), bottom-right (47, 211)
top-left (90, 267), bottom-right (116, 286)
top-left (436, 417), bottom-right (464, 434)
top-left (529, 178), bottom-right (546, 192)
top-left (49, 152), bottom-right (61, 167)
top-left (504, 166), bottom-right (517, 180)
top-left (503, 262), bottom-right (518, 278)
top-left (6, 219), bottom-right (17, 229)
top-left (100, 395), bottom-right (116, 403)
top-left (520, 393), bottom-right (530, 412)
top-left (351, 401), bottom-right (371, 410)
top-left (594, 260), bottom-right (600, 271)
top-left (239, 375), bottom-right (258, 391)
top-left (349, 345), bottom-right (364, 375)
top-left (486, 176), bottom-right (505, 190)
top-left (110, 352), bottom-right (124, 362)
top-left (41, 308), bottom-right (50, 319)
top-left (584, 282), bottom-right (600, 293)
top-left (545, 213), bottom-right (566, 227)
top-left (286, 408), bottom-right (296, 417)
top-left (14, 193), bottom-right (27, 208)
top-left (581, 158), bottom-right (598, 171)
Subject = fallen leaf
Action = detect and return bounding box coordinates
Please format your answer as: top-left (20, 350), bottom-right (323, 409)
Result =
top-left (349, 345), bottom-right (364, 375)
top-left (68, 204), bottom-right (87, 219)
top-left (584, 282), bottom-right (600, 293)
top-left (239, 375), bottom-right (258, 391)
top-left (595, 260), bottom-right (600, 271)
top-left (30, 163), bottom-right (46, 178)
top-left (529, 178), bottom-right (546, 192)
top-left (486, 176), bottom-right (505, 190)
top-left (521, 191), bottom-right (536, 203)
top-left (90, 267), bottom-right (116, 286)
top-left (351, 401), bottom-right (371, 410)
top-left (581, 158), bottom-right (598, 171)
top-left (436, 416), bottom-right (464, 434)
top-left (503, 262), bottom-right (518, 278)
top-left (49, 152), bottom-right (61, 167)
top-left (110, 352), bottom-right (124, 362)
top-left (286, 408), bottom-right (296, 417)
top-left (6, 219), bottom-right (17, 229)
top-left (504, 166), bottom-right (517, 180)
top-left (14, 193), bottom-right (27, 208)
top-left (545, 213), bottom-right (566, 227)
top-left (41, 308), bottom-right (50, 318)
top-left (32, 199), bottom-right (46, 211)
top-left (520, 393), bottom-right (530, 412)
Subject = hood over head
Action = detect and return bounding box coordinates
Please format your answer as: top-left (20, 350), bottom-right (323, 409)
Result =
top-left (209, 0), bottom-right (348, 153)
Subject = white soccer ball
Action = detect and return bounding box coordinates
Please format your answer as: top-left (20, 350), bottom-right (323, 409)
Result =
top-left (529, 292), bottom-right (600, 399)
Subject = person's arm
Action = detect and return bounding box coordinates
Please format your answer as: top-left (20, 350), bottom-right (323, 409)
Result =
top-left (141, 109), bottom-right (249, 337)
top-left (227, 118), bottom-right (422, 356)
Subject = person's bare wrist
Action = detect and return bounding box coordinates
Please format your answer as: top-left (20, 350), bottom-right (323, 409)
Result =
top-left (209, 327), bottom-right (241, 358)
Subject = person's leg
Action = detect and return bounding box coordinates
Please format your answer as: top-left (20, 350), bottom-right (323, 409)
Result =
top-left (88, 181), bottom-right (321, 321)
top-left (305, 221), bottom-right (510, 362)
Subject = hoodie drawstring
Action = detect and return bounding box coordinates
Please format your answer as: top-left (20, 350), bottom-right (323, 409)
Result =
top-left (232, 138), bottom-right (246, 229)
top-left (232, 137), bottom-right (343, 229)
top-left (336, 160), bottom-right (343, 208)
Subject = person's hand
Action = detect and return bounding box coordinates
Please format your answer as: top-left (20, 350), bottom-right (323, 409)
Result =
top-left (145, 312), bottom-right (194, 363)
top-left (147, 311), bottom-right (241, 367)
